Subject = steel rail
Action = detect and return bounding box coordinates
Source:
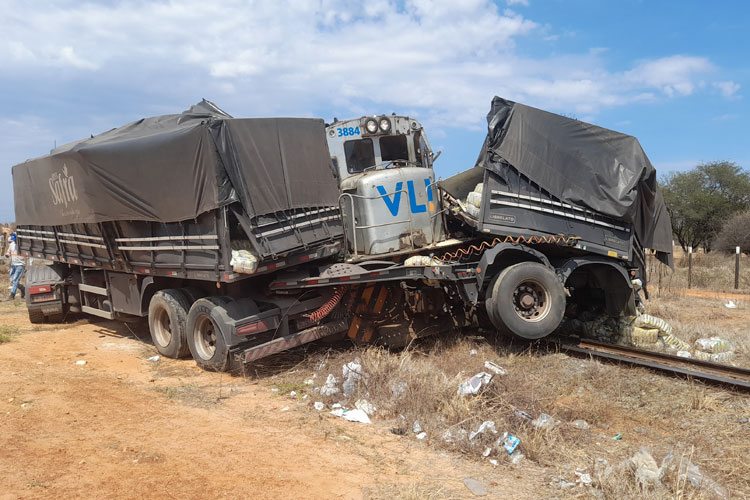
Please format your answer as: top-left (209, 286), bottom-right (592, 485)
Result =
top-left (554, 337), bottom-right (750, 391)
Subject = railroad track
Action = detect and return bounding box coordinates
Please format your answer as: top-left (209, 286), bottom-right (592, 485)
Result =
top-left (555, 337), bottom-right (750, 391)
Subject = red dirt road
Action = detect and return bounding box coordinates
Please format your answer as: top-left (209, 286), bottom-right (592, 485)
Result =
top-left (0, 306), bottom-right (547, 499)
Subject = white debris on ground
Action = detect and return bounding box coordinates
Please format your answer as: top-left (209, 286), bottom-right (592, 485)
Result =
top-left (330, 408), bottom-right (371, 424)
top-left (313, 402), bottom-right (325, 411)
top-left (75, 360), bottom-right (87, 365)
top-left (319, 374), bottom-right (340, 396)
top-left (483, 361), bottom-right (507, 376)
top-left (354, 399), bottom-right (375, 416)
top-left (458, 372), bottom-right (493, 395)
top-left (469, 421), bottom-right (497, 441)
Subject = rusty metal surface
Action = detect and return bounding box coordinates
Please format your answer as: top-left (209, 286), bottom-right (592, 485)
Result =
top-left (556, 337), bottom-right (750, 391)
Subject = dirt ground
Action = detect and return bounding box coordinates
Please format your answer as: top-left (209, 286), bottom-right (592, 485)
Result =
top-left (1, 287), bottom-right (748, 499)
top-left (0, 300), bottom-right (553, 500)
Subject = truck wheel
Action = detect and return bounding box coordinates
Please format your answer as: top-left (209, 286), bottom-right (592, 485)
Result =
top-left (485, 262), bottom-right (565, 340)
top-left (148, 289), bottom-right (192, 359)
top-left (28, 308), bottom-right (45, 324)
top-left (186, 298), bottom-right (230, 372)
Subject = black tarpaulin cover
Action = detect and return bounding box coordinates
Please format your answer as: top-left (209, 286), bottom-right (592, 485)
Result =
top-left (476, 97), bottom-right (673, 265)
top-left (12, 100), bottom-right (339, 226)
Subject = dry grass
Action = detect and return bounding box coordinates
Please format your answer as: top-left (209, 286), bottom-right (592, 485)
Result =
top-left (263, 332), bottom-right (750, 499)
top-left (364, 481), bottom-right (463, 500)
top-left (649, 249), bottom-right (750, 295)
top-left (645, 293), bottom-right (749, 368)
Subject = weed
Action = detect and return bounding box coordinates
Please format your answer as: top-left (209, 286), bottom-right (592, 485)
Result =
top-left (0, 325), bottom-right (19, 343)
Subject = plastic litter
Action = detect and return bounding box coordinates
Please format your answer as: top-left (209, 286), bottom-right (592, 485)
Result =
top-left (313, 402), bottom-right (325, 411)
top-left (630, 448), bottom-right (662, 489)
top-left (483, 361), bottom-right (507, 376)
top-left (513, 409), bottom-right (533, 421)
top-left (289, 391), bottom-right (297, 397)
top-left (499, 434), bottom-right (520, 454)
top-left (510, 451), bottom-right (525, 464)
top-left (416, 432), bottom-right (427, 440)
top-left (319, 374), bottom-right (340, 396)
top-left (331, 408), bottom-right (371, 424)
top-left (304, 378), bottom-right (314, 385)
top-left (678, 459), bottom-right (728, 499)
top-left (489, 459), bottom-right (499, 466)
top-left (571, 419), bottom-right (590, 430)
top-left (531, 413), bottom-right (558, 430)
top-left (612, 433), bottom-right (623, 440)
top-left (390, 381), bottom-right (407, 396)
top-left (482, 447), bottom-right (492, 457)
top-left (575, 471), bottom-right (592, 486)
top-left (469, 421), bottom-right (497, 441)
top-left (342, 360), bottom-right (364, 397)
top-left (469, 349), bottom-right (478, 356)
top-left (75, 360), bottom-right (86, 365)
top-left (463, 477), bottom-right (487, 497)
top-left (354, 399), bottom-right (375, 416)
top-left (442, 428), bottom-right (468, 444)
top-left (280, 407), bottom-right (290, 412)
top-left (458, 372), bottom-right (493, 395)
top-left (412, 420), bottom-right (423, 434)
top-left (331, 403), bottom-right (342, 409)
top-left (147, 355), bottom-right (160, 362)
top-left (725, 300), bottom-right (737, 309)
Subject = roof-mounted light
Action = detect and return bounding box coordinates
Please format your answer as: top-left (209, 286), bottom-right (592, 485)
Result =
top-left (379, 117), bottom-right (391, 133)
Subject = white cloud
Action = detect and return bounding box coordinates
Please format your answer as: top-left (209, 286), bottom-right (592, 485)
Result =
top-left (713, 80), bottom-right (741, 98)
top-left (507, 0), bottom-right (530, 5)
top-left (0, 0), bottom-right (730, 130)
top-left (624, 56), bottom-right (714, 97)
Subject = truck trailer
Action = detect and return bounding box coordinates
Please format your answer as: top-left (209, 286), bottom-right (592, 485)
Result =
top-left (13, 97), bottom-right (673, 371)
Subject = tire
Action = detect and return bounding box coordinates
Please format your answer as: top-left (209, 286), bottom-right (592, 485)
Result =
top-left (485, 262), bottom-right (565, 340)
top-left (28, 308), bottom-right (45, 324)
top-left (185, 297), bottom-right (231, 372)
top-left (148, 289), bottom-right (193, 359)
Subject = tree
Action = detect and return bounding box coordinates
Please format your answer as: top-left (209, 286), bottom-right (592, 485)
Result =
top-left (714, 210), bottom-right (750, 254)
top-left (661, 161), bottom-right (750, 252)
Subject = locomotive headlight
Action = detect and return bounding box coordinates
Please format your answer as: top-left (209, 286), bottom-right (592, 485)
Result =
top-left (379, 117), bottom-right (391, 133)
top-left (365, 118), bottom-right (378, 134)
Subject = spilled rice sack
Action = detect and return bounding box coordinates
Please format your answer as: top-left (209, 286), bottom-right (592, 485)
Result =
top-left (661, 333), bottom-right (691, 351)
top-left (620, 326), bottom-right (658, 346)
top-left (693, 350), bottom-right (735, 363)
top-left (694, 337), bottom-right (735, 354)
top-left (405, 255), bottom-right (442, 267)
top-left (633, 314), bottom-right (672, 335)
top-left (230, 249), bottom-right (259, 274)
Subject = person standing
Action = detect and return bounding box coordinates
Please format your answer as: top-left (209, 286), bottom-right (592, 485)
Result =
top-left (5, 233), bottom-right (26, 300)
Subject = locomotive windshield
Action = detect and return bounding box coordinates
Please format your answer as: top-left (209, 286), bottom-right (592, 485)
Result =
top-left (344, 139), bottom-right (375, 173)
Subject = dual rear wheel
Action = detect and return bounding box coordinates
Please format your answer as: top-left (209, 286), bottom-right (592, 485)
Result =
top-left (147, 290), bottom-right (230, 371)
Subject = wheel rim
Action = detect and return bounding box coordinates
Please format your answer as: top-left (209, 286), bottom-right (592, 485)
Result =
top-left (512, 279), bottom-right (551, 323)
top-left (152, 307), bottom-right (172, 347)
top-left (193, 315), bottom-right (217, 360)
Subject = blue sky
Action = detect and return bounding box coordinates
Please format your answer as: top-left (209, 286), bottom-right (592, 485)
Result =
top-left (2, 0), bottom-right (748, 222)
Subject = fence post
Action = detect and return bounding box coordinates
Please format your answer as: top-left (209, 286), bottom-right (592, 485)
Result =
top-left (736, 246), bottom-right (741, 290)
top-left (688, 246), bottom-right (692, 289)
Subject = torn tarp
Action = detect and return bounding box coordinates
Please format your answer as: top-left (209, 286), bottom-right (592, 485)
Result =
top-left (476, 97), bottom-right (673, 265)
top-left (12, 100), bottom-right (340, 226)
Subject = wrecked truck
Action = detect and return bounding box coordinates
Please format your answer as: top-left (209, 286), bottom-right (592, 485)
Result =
top-left (12, 97), bottom-right (672, 371)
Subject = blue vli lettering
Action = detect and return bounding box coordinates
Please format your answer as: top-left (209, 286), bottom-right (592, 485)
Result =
top-left (376, 181), bottom-right (403, 216)
top-left (377, 179), bottom-right (434, 216)
top-left (408, 180), bottom-right (427, 214)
